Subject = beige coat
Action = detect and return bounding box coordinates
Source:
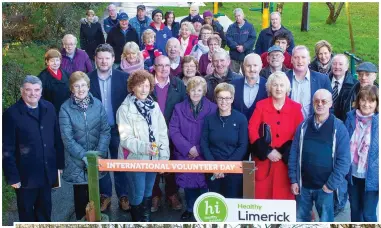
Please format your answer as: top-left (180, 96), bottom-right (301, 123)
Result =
top-left (116, 94), bottom-right (169, 161)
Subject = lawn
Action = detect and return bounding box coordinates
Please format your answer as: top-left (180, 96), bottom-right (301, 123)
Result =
top-left (159, 2), bottom-right (379, 63)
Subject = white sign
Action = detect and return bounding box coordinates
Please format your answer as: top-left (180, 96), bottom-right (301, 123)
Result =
top-left (194, 192), bottom-right (296, 222)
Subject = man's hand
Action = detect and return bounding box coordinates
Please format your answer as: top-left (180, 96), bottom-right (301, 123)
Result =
top-left (291, 183), bottom-right (299, 195)
top-left (236, 45), bottom-right (244, 53)
top-left (322, 184), bottom-right (333, 193)
top-left (267, 149), bottom-right (282, 162)
top-left (188, 146), bottom-right (199, 159)
top-left (11, 182), bottom-right (21, 189)
top-left (213, 173), bottom-right (225, 179)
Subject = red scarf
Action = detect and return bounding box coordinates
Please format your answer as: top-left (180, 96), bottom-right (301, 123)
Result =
top-left (47, 67), bottom-right (62, 80)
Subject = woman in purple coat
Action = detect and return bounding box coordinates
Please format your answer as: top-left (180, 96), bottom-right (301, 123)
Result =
top-left (169, 76), bottom-right (217, 220)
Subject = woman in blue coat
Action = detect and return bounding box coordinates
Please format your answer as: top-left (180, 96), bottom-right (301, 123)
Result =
top-left (345, 85), bottom-right (379, 222)
top-left (59, 71), bottom-right (111, 220)
top-left (169, 76), bottom-right (217, 220)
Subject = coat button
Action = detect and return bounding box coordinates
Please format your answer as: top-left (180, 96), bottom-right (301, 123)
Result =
top-left (276, 134), bottom-right (279, 138)
top-left (277, 121), bottom-right (280, 125)
top-left (44, 144), bottom-right (47, 147)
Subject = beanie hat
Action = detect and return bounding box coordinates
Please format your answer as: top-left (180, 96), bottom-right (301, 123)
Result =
top-left (203, 10), bottom-right (213, 18)
top-left (152, 9), bottom-right (163, 19)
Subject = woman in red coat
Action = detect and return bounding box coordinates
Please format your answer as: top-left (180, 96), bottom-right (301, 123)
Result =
top-left (248, 71), bottom-right (303, 200)
top-left (178, 21), bottom-right (198, 57)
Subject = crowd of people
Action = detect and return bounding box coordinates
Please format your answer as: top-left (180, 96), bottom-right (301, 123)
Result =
top-left (2, 3), bottom-right (379, 224)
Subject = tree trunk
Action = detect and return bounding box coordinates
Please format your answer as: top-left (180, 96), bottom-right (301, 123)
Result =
top-left (276, 3), bottom-right (285, 14)
top-left (326, 2), bottom-right (344, 24)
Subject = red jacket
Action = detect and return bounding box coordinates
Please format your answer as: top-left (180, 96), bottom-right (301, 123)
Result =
top-left (179, 35), bottom-right (198, 56)
top-left (248, 97), bottom-right (303, 199)
top-left (261, 51), bottom-right (293, 69)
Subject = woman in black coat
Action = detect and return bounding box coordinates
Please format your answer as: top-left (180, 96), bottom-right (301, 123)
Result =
top-left (80, 10), bottom-right (105, 62)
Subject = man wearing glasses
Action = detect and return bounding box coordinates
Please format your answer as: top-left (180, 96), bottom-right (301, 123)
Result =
top-left (150, 55), bottom-right (186, 212)
top-left (288, 89), bottom-right (350, 222)
top-left (286, 45), bottom-right (332, 119)
top-left (260, 45), bottom-right (289, 79)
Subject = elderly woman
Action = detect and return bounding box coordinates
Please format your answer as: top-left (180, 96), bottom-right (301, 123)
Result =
top-left (80, 10), bottom-right (105, 65)
top-left (59, 71), bottom-right (111, 220)
top-left (164, 11), bottom-right (180, 38)
top-left (117, 70), bottom-right (170, 222)
top-left (201, 83), bottom-right (248, 198)
top-left (248, 71), bottom-right (304, 199)
top-left (166, 38), bottom-right (183, 77)
top-left (190, 24), bottom-right (213, 61)
top-left (198, 34), bottom-right (222, 76)
top-left (169, 76), bottom-right (217, 220)
top-left (38, 49), bottom-right (71, 113)
top-left (118, 42), bottom-right (144, 74)
top-left (345, 85), bottom-right (379, 222)
top-left (141, 29), bottom-right (163, 73)
top-left (178, 22), bottom-right (199, 57)
top-left (309, 40), bottom-right (334, 75)
top-left (180, 56), bottom-right (201, 86)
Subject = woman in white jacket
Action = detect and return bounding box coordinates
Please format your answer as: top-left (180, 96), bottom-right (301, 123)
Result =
top-left (116, 70), bottom-right (169, 222)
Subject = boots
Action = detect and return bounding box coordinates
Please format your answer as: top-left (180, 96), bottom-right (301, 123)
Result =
top-left (142, 196), bottom-right (152, 222)
top-left (130, 204), bottom-right (141, 222)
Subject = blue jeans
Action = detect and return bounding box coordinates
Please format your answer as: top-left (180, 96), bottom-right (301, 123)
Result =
top-left (207, 173), bottom-right (243, 198)
top-left (126, 171), bottom-right (157, 205)
top-left (184, 188), bottom-right (208, 212)
top-left (348, 176), bottom-right (379, 222)
top-left (296, 187), bottom-right (334, 222)
top-left (99, 127), bottom-right (128, 198)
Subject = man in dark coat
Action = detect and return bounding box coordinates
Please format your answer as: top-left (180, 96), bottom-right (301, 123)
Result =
top-left (3, 75), bottom-right (64, 222)
top-left (88, 44), bottom-right (130, 212)
top-left (180, 4), bottom-right (203, 25)
top-left (259, 45), bottom-right (289, 79)
top-left (106, 12), bottom-right (139, 67)
top-left (80, 14), bottom-right (105, 61)
top-left (254, 12), bottom-right (295, 55)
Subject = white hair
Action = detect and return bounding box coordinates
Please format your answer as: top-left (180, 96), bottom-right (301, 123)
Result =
top-left (292, 45), bottom-right (310, 58)
top-left (62, 34), bottom-right (77, 45)
top-left (233, 8), bottom-right (244, 16)
top-left (212, 48), bottom-right (230, 61)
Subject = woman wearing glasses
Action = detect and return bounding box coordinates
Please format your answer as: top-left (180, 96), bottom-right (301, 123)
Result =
top-left (248, 71), bottom-right (303, 200)
top-left (190, 24), bottom-right (213, 61)
top-left (59, 71), bottom-right (111, 220)
top-left (201, 82), bottom-right (248, 198)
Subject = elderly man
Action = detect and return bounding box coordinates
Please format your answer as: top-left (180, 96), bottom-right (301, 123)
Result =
top-left (226, 8), bottom-right (256, 74)
top-left (88, 44), bottom-right (129, 212)
top-left (255, 12), bottom-right (295, 55)
top-left (260, 45), bottom-right (289, 79)
top-left (336, 61), bottom-right (378, 121)
top-left (286, 45), bottom-right (332, 119)
top-left (106, 12), bottom-right (139, 67)
top-left (205, 48), bottom-right (243, 103)
top-left (165, 38), bottom-right (183, 77)
top-left (150, 55), bottom-right (186, 212)
top-left (260, 32), bottom-right (293, 69)
top-left (288, 89), bottom-right (350, 222)
top-left (60, 34), bottom-right (93, 75)
top-left (202, 10), bottom-right (226, 48)
top-left (3, 75), bottom-right (64, 221)
top-left (144, 9), bottom-right (172, 55)
top-left (103, 4), bottom-right (121, 34)
top-left (129, 5), bottom-right (152, 45)
top-left (180, 3), bottom-right (203, 25)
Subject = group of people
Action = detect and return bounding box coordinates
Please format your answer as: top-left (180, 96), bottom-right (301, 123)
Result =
top-left (2, 3), bottom-right (379, 224)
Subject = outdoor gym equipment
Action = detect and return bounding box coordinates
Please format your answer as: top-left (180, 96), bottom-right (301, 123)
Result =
top-left (249, 2), bottom-right (276, 29)
top-left (344, 51), bottom-right (362, 79)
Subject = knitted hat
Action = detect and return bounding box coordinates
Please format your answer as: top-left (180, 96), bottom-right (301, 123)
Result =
top-left (203, 10), bottom-right (213, 18)
top-left (152, 9), bottom-right (163, 19)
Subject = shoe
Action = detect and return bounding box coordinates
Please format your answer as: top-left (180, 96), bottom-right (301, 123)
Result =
top-left (119, 196), bottom-right (131, 211)
top-left (142, 197), bottom-right (152, 222)
top-left (168, 194), bottom-right (183, 210)
top-left (151, 196), bottom-right (161, 212)
top-left (181, 210), bottom-right (193, 220)
top-left (100, 195), bottom-right (111, 212)
top-left (130, 204), bottom-right (141, 222)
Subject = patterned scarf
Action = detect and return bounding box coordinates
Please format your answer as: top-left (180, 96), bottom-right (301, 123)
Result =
top-left (189, 96), bottom-right (203, 119)
top-left (317, 57), bottom-right (333, 75)
top-left (120, 58), bottom-right (144, 74)
top-left (72, 93), bottom-right (91, 112)
top-left (133, 95), bottom-right (156, 143)
top-left (349, 109), bottom-right (373, 175)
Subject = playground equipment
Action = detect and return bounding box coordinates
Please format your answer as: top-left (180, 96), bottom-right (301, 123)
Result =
top-left (213, 2), bottom-right (225, 19)
top-left (344, 51), bottom-right (362, 79)
top-left (249, 2), bottom-right (276, 29)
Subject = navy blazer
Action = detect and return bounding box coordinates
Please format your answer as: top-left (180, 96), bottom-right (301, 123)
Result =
top-left (2, 98), bottom-right (64, 188)
top-left (89, 69), bottom-right (129, 125)
top-left (231, 76), bottom-right (268, 120)
top-left (286, 69), bottom-right (332, 116)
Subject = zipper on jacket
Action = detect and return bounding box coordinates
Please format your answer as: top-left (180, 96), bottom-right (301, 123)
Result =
top-left (84, 112), bottom-right (90, 151)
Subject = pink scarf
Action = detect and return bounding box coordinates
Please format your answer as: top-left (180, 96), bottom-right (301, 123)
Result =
top-left (120, 58), bottom-right (144, 74)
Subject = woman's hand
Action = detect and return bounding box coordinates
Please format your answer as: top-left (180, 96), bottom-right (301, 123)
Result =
top-left (267, 149), bottom-right (282, 162)
top-left (213, 173), bottom-right (225, 179)
top-left (188, 146), bottom-right (199, 159)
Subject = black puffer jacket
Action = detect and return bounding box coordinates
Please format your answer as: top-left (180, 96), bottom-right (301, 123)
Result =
top-left (80, 16), bottom-right (105, 60)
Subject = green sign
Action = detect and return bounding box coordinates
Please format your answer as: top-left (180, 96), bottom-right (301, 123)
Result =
top-left (194, 192), bottom-right (228, 222)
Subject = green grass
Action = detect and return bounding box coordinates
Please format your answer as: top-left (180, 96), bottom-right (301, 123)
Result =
top-left (159, 2), bottom-right (379, 63)
top-left (2, 174), bottom-right (15, 225)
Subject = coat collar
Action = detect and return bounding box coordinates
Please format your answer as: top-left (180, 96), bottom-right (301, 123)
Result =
top-left (16, 98), bottom-right (48, 119)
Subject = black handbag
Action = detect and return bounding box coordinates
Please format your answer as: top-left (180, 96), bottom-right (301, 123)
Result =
top-left (259, 122), bottom-right (272, 144)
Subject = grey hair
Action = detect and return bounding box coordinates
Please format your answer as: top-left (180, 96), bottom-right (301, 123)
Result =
top-left (292, 45), bottom-right (310, 58)
top-left (108, 4), bottom-right (116, 10)
top-left (265, 71), bottom-right (291, 97)
top-left (212, 48), bottom-right (230, 61)
top-left (270, 11), bottom-right (281, 18)
top-left (21, 75), bottom-right (42, 89)
top-left (62, 34), bottom-right (77, 45)
top-left (181, 21), bottom-right (196, 34)
top-left (332, 54), bottom-right (349, 66)
top-left (166, 37), bottom-right (180, 51)
top-left (233, 8), bottom-right (244, 16)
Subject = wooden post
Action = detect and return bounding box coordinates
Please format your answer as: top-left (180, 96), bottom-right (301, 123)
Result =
top-left (301, 2), bottom-right (310, 31)
top-left (242, 161), bottom-right (255, 199)
top-left (86, 151), bottom-right (101, 221)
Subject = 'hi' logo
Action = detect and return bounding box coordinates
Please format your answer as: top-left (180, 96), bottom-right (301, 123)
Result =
top-left (204, 200), bottom-right (220, 215)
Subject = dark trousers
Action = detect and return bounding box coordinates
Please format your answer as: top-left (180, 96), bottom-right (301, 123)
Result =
top-left (184, 188), bottom-right (208, 212)
top-left (73, 184), bottom-right (89, 220)
top-left (152, 173), bottom-right (178, 198)
top-left (348, 176), bottom-right (379, 222)
top-left (99, 126), bottom-right (128, 198)
top-left (207, 173), bottom-right (243, 198)
top-left (15, 186), bottom-right (52, 222)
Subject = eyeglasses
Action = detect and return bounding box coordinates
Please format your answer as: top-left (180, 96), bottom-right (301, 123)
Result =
top-left (73, 84), bottom-right (88, 90)
top-left (64, 43), bottom-right (75, 47)
top-left (216, 97), bottom-right (232, 102)
top-left (313, 99), bottom-right (331, 106)
top-left (155, 64), bottom-right (171, 69)
top-left (184, 65), bottom-right (196, 69)
top-left (201, 33), bottom-right (212, 37)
